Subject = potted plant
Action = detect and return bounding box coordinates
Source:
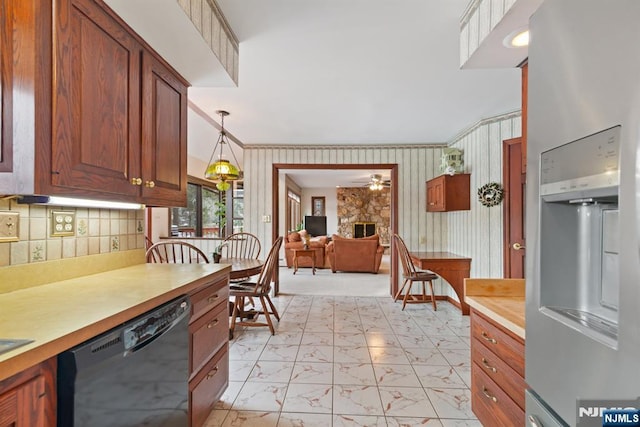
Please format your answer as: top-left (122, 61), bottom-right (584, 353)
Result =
top-left (212, 242), bottom-right (226, 263)
top-left (214, 200), bottom-right (226, 237)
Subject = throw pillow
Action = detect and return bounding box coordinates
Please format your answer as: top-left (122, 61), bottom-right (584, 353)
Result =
top-left (288, 232), bottom-right (301, 242)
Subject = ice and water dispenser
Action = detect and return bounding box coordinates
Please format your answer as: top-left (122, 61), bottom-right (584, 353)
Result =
top-left (538, 126), bottom-right (620, 347)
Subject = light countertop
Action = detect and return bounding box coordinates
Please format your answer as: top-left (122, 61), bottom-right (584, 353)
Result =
top-left (464, 278), bottom-right (525, 339)
top-left (0, 263), bottom-right (231, 381)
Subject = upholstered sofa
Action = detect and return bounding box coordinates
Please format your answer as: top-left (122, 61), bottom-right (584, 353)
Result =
top-left (284, 230), bottom-right (329, 268)
top-left (326, 234), bottom-right (384, 273)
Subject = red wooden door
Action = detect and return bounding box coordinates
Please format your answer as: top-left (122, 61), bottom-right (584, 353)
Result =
top-left (503, 137), bottom-right (526, 278)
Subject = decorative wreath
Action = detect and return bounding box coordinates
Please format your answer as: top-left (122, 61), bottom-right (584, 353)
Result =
top-left (477, 182), bottom-right (504, 207)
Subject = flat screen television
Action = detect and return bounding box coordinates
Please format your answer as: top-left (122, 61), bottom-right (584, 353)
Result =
top-left (304, 216), bottom-right (327, 237)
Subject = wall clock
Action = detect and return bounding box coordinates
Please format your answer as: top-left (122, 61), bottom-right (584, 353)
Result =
top-left (477, 182), bottom-right (504, 207)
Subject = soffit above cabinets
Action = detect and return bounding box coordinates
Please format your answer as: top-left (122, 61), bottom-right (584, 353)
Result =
top-left (460, 0), bottom-right (543, 69)
top-left (104, 0), bottom-right (239, 86)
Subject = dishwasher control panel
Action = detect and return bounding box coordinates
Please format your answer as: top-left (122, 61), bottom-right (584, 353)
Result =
top-left (123, 296), bottom-right (190, 350)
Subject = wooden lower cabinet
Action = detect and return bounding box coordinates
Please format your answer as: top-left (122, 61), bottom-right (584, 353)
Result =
top-left (0, 359), bottom-right (56, 427)
top-left (189, 276), bottom-right (230, 426)
top-left (470, 309), bottom-right (525, 426)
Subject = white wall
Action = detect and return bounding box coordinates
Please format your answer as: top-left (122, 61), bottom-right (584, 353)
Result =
top-left (447, 111), bottom-right (521, 279)
top-left (244, 144), bottom-right (450, 294)
top-left (300, 187), bottom-right (338, 236)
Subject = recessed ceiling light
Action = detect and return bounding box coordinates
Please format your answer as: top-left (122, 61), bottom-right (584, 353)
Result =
top-left (504, 28), bottom-right (529, 48)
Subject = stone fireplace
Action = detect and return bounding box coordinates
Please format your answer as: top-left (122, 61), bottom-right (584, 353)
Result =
top-left (336, 187), bottom-right (390, 244)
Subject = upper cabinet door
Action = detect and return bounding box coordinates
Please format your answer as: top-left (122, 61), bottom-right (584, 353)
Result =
top-left (140, 51), bottom-right (187, 207)
top-left (0, 0), bottom-right (13, 173)
top-left (50, 0), bottom-right (141, 199)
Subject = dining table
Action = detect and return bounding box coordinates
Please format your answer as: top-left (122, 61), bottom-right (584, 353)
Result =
top-left (219, 257), bottom-right (264, 280)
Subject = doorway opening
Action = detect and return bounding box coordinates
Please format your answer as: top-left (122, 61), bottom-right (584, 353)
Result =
top-left (271, 163), bottom-right (399, 296)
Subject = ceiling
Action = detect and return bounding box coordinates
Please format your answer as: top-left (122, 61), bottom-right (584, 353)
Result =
top-left (106, 0), bottom-right (528, 185)
top-left (187, 0), bottom-right (522, 146)
top-left (283, 169), bottom-right (391, 189)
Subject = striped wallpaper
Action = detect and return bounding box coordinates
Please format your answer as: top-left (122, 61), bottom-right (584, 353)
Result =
top-left (242, 110), bottom-right (521, 299)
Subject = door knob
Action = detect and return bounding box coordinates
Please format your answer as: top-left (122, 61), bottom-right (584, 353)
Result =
top-left (512, 242), bottom-right (525, 250)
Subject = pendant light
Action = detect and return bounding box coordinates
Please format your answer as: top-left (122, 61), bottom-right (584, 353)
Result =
top-left (205, 110), bottom-right (241, 191)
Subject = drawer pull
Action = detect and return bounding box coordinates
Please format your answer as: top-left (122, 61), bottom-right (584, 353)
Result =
top-left (481, 331), bottom-right (497, 344)
top-left (528, 415), bottom-right (543, 427)
top-left (206, 367), bottom-right (219, 379)
top-left (482, 387), bottom-right (498, 403)
top-left (207, 294), bottom-right (219, 303)
top-left (481, 357), bottom-right (497, 373)
top-left (207, 319), bottom-right (219, 328)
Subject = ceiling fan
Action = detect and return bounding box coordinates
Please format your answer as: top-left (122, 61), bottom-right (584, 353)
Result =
top-left (352, 174), bottom-right (391, 190)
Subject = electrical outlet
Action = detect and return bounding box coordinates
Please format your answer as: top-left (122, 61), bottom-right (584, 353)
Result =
top-left (419, 235), bottom-right (426, 244)
top-left (262, 215), bottom-right (271, 223)
top-left (51, 211), bottom-right (76, 237)
top-left (0, 211), bottom-right (20, 242)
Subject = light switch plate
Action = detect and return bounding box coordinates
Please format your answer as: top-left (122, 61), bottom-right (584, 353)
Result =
top-left (51, 211), bottom-right (76, 237)
top-left (0, 211), bottom-right (19, 242)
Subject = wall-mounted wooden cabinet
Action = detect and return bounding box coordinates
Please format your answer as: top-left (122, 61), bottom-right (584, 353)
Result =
top-left (426, 173), bottom-right (470, 212)
top-left (1, 0), bottom-right (187, 207)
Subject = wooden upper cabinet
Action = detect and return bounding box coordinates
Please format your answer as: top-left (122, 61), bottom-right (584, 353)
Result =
top-left (140, 51), bottom-right (187, 207)
top-left (0, 0), bottom-right (13, 174)
top-left (426, 174), bottom-right (470, 212)
top-left (7, 0), bottom-right (191, 206)
top-left (50, 0), bottom-right (141, 199)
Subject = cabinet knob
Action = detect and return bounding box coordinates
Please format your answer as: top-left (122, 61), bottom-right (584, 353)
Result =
top-left (481, 357), bottom-right (498, 373)
top-left (145, 180), bottom-right (155, 188)
top-left (482, 387), bottom-right (498, 403)
top-left (206, 366), bottom-right (219, 379)
top-left (481, 331), bottom-right (497, 344)
top-left (130, 177), bottom-right (142, 186)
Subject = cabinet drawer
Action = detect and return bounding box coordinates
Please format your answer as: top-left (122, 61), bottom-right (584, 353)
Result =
top-left (190, 279), bottom-right (228, 322)
top-left (472, 364), bottom-right (524, 427)
top-left (472, 337), bottom-right (526, 409)
top-left (471, 310), bottom-right (524, 377)
top-left (190, 345), bottom-right (229, 427)
top-left (190, 300), bottom-right (228, 376)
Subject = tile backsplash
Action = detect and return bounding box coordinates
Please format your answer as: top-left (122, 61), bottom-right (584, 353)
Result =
top-left (0, 199), bottom-right (145, 267)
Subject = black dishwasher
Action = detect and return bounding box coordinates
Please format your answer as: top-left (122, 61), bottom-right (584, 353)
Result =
top-left (57, 295), bottom-right (190, 427)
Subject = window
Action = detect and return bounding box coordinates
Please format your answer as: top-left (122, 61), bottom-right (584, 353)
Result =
top-left (170, 177), bottom-right (232, 237)
top-left (286, 189), bottom-right (301, 232)
top-left (232, 181), bottom-right (244, 233)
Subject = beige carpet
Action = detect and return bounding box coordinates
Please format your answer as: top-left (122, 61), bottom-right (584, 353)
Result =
top-left (277, 255), bottom-right (391, 297)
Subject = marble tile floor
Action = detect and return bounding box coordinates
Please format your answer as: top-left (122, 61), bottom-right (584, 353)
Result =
top-left (205, 295), bottom-right (481, 427)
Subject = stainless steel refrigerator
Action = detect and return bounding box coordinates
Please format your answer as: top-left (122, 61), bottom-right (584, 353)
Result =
top-left (526, 1), bottom-right (640, 426)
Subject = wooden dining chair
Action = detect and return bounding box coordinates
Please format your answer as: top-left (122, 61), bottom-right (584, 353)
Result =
top-left (223, 232), bottom-right (262, 285)
top-left (229, 236), bottom-right (283, 337)
top-left (222, 232), bottom-right (261, 259)
top-left (146, 241), bottom-right (209, 264)
top-left (393, 234), bottom-right (439, 310)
